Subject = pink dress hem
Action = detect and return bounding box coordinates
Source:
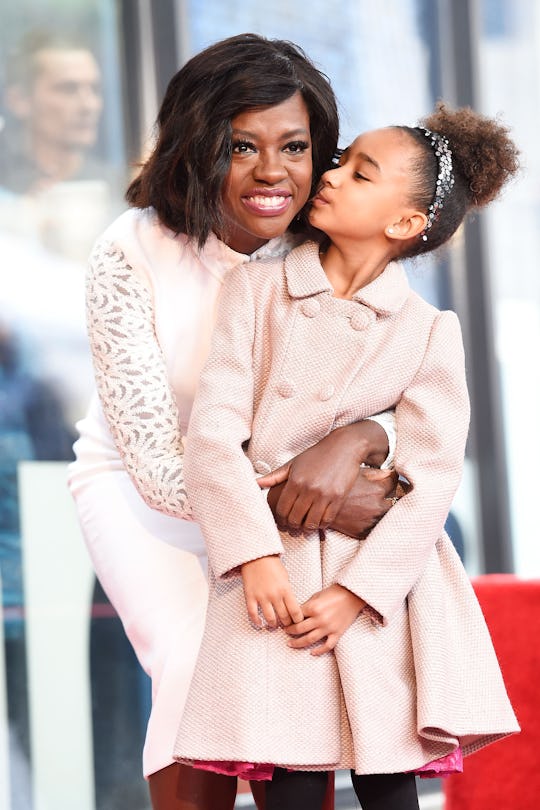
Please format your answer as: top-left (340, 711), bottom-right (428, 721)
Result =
top-left (191, 747), bottom-right (463, 782)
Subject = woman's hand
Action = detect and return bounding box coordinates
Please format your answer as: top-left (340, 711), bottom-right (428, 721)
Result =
top-left (265, 465), bottom-right (398, 538)
top-left (330, 467), bottom-right (398, 538)
top-left (285, 584), bottom-right (366, 656)
top-left (241, 555), bottom-right (304, 629)
top-left (257, 421), bottom-right (389, 532)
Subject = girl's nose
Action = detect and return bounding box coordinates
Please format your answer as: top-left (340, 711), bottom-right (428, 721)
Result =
top-left (320, 166), bottom-right (340, 187)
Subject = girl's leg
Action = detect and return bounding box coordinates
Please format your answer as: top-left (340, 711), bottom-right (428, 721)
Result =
top-left (265, 768), bottom-right (328, 810)
top-left (350, 771), bottom-right (419, 810)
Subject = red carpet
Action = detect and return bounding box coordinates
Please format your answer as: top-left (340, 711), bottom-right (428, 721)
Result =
top-left (444, 575), bottom-right (540, 809)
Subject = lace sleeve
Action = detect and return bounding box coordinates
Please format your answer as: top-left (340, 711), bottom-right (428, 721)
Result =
top-left (86, 240), bottom-right (193, 519)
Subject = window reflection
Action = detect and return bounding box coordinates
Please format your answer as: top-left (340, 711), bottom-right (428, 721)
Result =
top-left (0, 13), bottom-right (146, 810)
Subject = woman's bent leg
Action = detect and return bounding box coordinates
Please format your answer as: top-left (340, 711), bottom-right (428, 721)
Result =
top-left (149, 763), bottom-right (237, 810)
top-left (73, 473), bottom-right (208, 780)
top-left (351, 771), bottom-right (419, 810)
top-left (265, 768), bottom-right (328, 810)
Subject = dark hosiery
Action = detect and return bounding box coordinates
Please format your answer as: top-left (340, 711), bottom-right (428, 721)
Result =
top-left (351, 771), bottom-right (420, 810)
top-left (265, 767), bottom-right (328, 810)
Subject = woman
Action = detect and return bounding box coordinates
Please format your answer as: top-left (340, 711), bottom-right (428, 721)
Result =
top-left (68, 33), bottom-right (395, 810)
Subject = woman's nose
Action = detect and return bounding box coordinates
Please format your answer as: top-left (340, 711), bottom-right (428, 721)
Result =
top-left (253, 151), bottom-right (288, 183)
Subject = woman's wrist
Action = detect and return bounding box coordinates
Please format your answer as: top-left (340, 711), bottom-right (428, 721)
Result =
top-left (333, 420), bottom-right (389, 468)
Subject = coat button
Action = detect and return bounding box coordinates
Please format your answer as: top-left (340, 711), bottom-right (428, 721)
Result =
top-left (253, 460), bottom-right (272, 475)
top-left (318, 385), bottom-right (335, 401)
top-left (350, 310), bottom-right (371, 331)
top-left (301, 299), bottom-right (320, 318)
top-left (277, 380), bottom-right (296, 398)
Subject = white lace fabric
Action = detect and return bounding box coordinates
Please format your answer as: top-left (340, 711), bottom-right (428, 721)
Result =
top-left (86, 239), bottom-right (193, 519)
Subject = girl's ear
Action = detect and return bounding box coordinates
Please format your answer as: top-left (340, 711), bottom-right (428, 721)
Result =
top-left (385, 211), bottom-right (428, 241)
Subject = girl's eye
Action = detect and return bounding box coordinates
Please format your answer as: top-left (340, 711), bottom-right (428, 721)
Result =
top-left (354, 172), bottom-right (368, 181)
top-left (284, 140), bottom-right (310, 154)
top-left (232, 141), bottom-right (256, 154)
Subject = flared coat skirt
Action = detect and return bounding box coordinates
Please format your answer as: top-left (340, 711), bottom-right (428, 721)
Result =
top-left (174, 527), bottom-right (519, 774)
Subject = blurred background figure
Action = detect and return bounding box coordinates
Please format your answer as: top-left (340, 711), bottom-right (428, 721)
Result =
top-left (0, 30), bottom-right (103, 192)
top-left (0, 30), bottom-right (120, 262)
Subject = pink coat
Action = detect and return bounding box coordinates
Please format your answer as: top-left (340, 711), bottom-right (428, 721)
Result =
top-left (174, 240), bottom-right (519, 775)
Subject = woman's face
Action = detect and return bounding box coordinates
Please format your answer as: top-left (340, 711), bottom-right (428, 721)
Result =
top-left (221, 92), bottom-right (313, 254)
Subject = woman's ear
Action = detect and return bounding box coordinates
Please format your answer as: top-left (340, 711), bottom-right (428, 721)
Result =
top-left (385, 211), bottom-right (428, 241)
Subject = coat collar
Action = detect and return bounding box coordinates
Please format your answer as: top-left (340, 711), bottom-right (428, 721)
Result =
top-left (284, 240), bottom-right (410, 315)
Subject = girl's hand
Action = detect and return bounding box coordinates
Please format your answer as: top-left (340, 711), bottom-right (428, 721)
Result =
top-left (257, 422), bottom-right (388, 532)
top-left (285, 584), bottom-right (366, 655)
top-left (241, 555), bottom-right (304, 629)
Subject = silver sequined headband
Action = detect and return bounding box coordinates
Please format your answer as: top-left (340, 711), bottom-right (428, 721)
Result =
top-left (415, 127), bottom-right (455, 241)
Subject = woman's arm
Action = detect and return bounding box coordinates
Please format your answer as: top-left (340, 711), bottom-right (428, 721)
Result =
top-left (86, 240), bottom-right (193, 519)
top-left (260, 416), bottom-right (398, 536)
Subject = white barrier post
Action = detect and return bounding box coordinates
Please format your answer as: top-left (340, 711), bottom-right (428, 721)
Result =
top-left (18, 461), bottom-right (95, 810)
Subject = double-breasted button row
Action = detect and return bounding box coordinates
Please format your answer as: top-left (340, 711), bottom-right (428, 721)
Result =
top-left (350, 311), bottom-right (372, 331)
top-left (277, 380), bottom-right (296, 398)
top-left (253, 460), bottom-right (272, 475)
top-left (277, 380), bottom-right (335, 401)
top-left (300, 299), bottom-right (372, 332)
top-left (300, 299), bottom-right (321, 318)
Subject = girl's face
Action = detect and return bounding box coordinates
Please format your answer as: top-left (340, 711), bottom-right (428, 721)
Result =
top-left (221, 92), bottom-right (313, 254)
top-left (309, 127), bottom-right (420, 245)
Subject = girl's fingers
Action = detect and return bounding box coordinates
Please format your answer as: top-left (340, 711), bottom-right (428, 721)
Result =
top-left (284, 593), bottom-right (304, 625)
top-left (287, 628), bottom-right (327, 649)
top-left (284, 617), bottom-right (317, 636)
top-left (245, 596), bottom-right (264, 628)
top-left (310, 634), bottom-right (338, 656)
top-left (260, 600), bottom-right (278, 628)
top-left (275, 599), bottom-right (293, 627)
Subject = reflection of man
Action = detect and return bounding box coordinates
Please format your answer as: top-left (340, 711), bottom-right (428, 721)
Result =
top-left (1, 31), bottom-right (103, 192)
top-left (0, 31), bottom-right (121, 261)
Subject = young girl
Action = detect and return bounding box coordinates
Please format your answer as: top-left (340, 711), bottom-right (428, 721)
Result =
top-left (173, 103), bottom-right (521, 809)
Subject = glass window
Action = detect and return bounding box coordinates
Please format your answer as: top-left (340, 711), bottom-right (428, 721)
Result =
top-left (0, 2), bottom-right (150, 807)
top-left (477, 0), bottom-right (540, 575)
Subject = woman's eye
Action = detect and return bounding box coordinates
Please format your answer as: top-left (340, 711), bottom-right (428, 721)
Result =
top-left (284, 140), bottom-right (310, 154)
top-left (232, 141), bottom-right (256, 154)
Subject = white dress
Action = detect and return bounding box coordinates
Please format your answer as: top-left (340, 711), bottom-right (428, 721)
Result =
top-left (68, 207), bottom-right (396, 777)
top-left (68, 208), bottom-right (305, 776)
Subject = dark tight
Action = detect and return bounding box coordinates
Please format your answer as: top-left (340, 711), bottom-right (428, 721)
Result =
top-left (351, 771), bottom-right (420, 810)
top-left (265, 768), bottom-right (329, 810)
top-left (148, 763), bottom-right (266, 810)
top-left (264, 767), bottom-right (419, 810)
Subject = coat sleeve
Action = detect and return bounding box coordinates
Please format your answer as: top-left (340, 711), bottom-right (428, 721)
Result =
top-left (184, 264), bottom-right (284, 579)
top-left (335, 310), bottom-right (470, 624)
top-left (86, 238), bottom-right (193, 519)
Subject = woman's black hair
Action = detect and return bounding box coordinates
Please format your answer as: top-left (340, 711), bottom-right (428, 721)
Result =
top-left (126, 33), bottom-right (339, 247)
top-left (395, 103), bottom-right (520, 259)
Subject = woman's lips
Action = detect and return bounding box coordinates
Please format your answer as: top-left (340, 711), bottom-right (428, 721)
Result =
top-left (241, 192), bottom-right (292, 216)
